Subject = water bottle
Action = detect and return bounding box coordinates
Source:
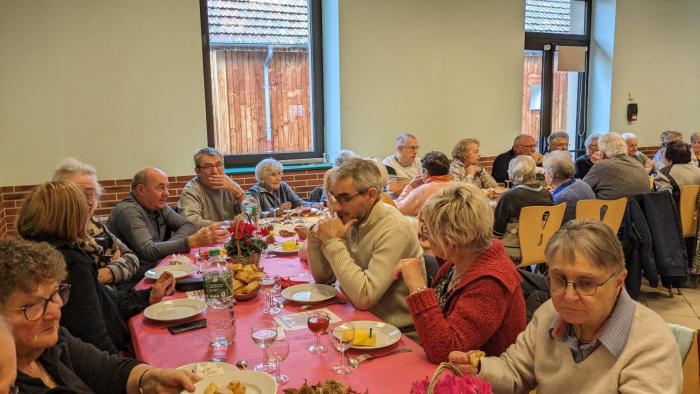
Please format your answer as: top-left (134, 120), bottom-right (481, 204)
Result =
top-left (242, 191), bottom-right (260, 226)
top-left (203, 249), bottom-right (235, 348)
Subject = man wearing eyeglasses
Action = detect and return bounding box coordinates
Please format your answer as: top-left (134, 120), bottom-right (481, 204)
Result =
top-left (178, 147), bottom-right (245, 228)
top-left (491, 134), bottom-right (544, 183)
top-left (383, 133), bottom-right (423, 196)
top-left (308, 158), bottom-right (425, 335)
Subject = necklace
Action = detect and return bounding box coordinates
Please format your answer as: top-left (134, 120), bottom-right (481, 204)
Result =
top-left (447, 267), bottom-right (468, 292)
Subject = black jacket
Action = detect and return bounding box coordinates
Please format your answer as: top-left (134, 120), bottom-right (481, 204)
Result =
top-left (620, 198), bottom-right (657, 299)
top-left (491, 149), bottom-right (517, 183)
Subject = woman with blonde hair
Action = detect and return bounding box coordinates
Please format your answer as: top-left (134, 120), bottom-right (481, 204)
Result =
top-left (449, 138), bottom-right (498, 188)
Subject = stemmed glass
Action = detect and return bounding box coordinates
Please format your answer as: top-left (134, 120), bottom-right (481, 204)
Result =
top-left (261, 275), bottom-right (281, 315)
top-left (265, 337), bottom-right (290, 385)
top-left (330, 322), bottom-right (355, 375)
top-left (306, 311), bottom-right (329, 354)
top-left (250, 318), bottom-right (278, 372)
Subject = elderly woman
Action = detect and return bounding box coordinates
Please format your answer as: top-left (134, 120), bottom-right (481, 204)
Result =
top-left (544, 151), bottom-right (595, 223)
top-left (655, 140), bottom-right (700, 200)
top-left (248, 158), bottom-right (308, 217)
top-left (449, 220), bottom-right (682, 393)
top-left (583, 132), bottom-right (650, 200)
top-left (547, 131), bottom-right (569, 152)
top-left (396, 151), bottom-right (457, 216)
top-left (393, 184), bottom-right (526, 363)
top-left (494, 156), bottom-right (553, 262)
top-left (449, 139), bottom-right (497, 188)
top-left (691, 132), bottom-right (700, 167)
top-left (621, 133), bottom-right (655, 174)
top-left (574, 134), bottom-right (600, 179)
top-left (52, 158), bottom-right (139, 287)
top-left (17, 182), bottom-right (175, 354)
top-left (0, 238), bottom-right (197, 393)
top-left (652, 130), bottom-right (684, 171)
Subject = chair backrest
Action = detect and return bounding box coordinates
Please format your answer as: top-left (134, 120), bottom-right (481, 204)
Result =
top-left (679, 185), bottom-right (700, 238)
top-left (517, 203), bottom-right (566, 267)
top-left (575, 198), bottom-right (627, 234)
top-left (668, 324), bottom-right (700, 394)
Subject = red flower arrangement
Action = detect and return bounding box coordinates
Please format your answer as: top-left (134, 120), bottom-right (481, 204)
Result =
top-left (225, 219), bottom-right (269, 257)
top-left (410, 373), bottom-right (492, 394)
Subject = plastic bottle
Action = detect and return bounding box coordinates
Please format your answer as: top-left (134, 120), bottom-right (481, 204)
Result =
top-left (203, 248), bottom-right (235, 348)
top-left (241, 191), bottom-right (260, 226)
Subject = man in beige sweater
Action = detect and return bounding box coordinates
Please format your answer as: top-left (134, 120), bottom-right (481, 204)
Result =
top-left (308, 158), bottom-right (424, 332)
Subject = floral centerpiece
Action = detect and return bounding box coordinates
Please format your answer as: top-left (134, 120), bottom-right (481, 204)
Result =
top-left (224, 216), bottom-right (269, 265)
top-left (410, 363), bottom-right (492, 394)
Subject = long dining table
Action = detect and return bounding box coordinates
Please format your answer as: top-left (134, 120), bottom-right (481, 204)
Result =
top-left (129, 246), bottom-right (437, 393)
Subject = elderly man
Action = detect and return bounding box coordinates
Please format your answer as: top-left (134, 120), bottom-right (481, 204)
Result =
top-left (547, 132), bottom-right (569, 152)
top-left (383, 133), bottom-right (422, 195)
top-left (492, 134), bottom-right (544, 183)
top-left (583, 132), bottom-right (650, 200)
top-left (108, 167), bottom-right (227, 272)
top-left (178, 147), bottom-right (244, 228)
top-left (544, 151), bottom-right (595, 223)
top-left (308, 158), bottom-right (424, 333)
top-left (575, 134), bottom-right (601, 178)
top-left (621, 133), bottom-right (655, 174)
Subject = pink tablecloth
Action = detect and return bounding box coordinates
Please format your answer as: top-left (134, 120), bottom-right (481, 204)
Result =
top-left (129, 250), bottom-right (436, 393)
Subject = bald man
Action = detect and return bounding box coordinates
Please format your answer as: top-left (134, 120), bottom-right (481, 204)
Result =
top-left (108, 167), bottom-right (228, 278)
top-left (0, 317), bottom-right (17, 394)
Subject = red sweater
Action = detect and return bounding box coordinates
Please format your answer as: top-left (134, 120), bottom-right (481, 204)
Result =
top-left (406, 240), bottom-right (527, 363)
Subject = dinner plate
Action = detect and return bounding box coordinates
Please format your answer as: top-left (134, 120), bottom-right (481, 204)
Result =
top-left (347, 320), bottom-right (402, 350)
top-left (267, 242), bottom-right (301, 255)
top-left (281, 283), bottom-right (337, 304)
top-left (144, 298), bottom-right (206, 322)
top-left (144, 264), bottom-right (194, 280)
top-left (190, 370), bottom-right (276, 394)
top-left (177, 362), bottom-right (238, 378)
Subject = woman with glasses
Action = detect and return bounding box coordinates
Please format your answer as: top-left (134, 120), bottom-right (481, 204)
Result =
top-left (248, 158), bottom-right (309, 217)
top-left (393, 184), bottom-right (526, 363)
top-left (449, 219), bottom-right (682, 393)
top-left (0, 238), bottom-right (197, 393)
top-left (16, 182), bottom-right (175, 355)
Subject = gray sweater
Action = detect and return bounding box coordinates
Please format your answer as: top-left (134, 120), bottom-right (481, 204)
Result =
top-left (177, 177), bottom-right (242, 229)
top-left (655, 163), bottom-right (700, 193)
top-left (583, 155), bottom-right (650, 200)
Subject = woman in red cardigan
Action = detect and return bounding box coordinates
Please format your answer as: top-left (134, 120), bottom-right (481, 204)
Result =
top-left (393, 183), bottom-right (527, 363)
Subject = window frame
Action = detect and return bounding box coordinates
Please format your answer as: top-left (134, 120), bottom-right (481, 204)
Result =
top-left (199, 0), bottom-right (325, 167)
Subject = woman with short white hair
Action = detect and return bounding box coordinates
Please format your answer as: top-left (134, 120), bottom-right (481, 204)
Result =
top-left (449, 138), bottom-right (498, 188)
top-left (574, 134), bottom-right (600, 178)
top-left (493, 156), bottom-right (553, 262)
top-left (248, 158), bottom-right (308, 217)
top-left (544, 151), bottom-right (595, 223)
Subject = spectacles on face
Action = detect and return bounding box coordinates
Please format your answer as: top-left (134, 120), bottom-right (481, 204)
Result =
top-left (547, 272), bottom-right (616, 296)
top-left (197, 162), bottom-right (224, 171)
top-left (327, 191), bottom-right (366, 205)
top-left (14, 283), bottom-right (71, 321)
top-left (518, 144), bottom-right (538, 150)
top-left (401, 145), bottom-right (420, 152)
top-left (419, 222), bottom-right (430, 238)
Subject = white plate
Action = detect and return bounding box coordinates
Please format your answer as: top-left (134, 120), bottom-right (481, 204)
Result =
top-left (143, 298), bottom-right (206, 322)
top-left (190, 371), bottom-right (276, 394)
top-left (177, 362), bottom-right (239, 378)
top-left (347, 320), bottom-right (402, 350)
top-left (145, 264), bottom-right (194, 280)
top-left (267, 242), bottom-right (301, 255)
top-left (281, 283), bottom-right (337, 304)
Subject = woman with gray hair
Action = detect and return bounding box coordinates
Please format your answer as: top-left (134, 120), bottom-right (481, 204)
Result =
top-left (449, 138), bottom-right (498, 188)
top-left (574, 133), bottom-right (601, 178)
top-left (583, 132), bottom-right (649, 200)
top-left (544, 151), bottom-right (595, 223)
top-left (493, 155), bottom-right (553, 262)
top-left (53, 158), bottom-right (139, 287)
top-left (652, 130), bottom-right (684, 171)
top-left (248, 158), bottom-right (308, 217)
top-left (621, 132), bottom-right (655, 174)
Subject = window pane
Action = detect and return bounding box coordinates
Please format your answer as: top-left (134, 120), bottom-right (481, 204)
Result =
top-left (525, 0), bottom-right (586, 35)
top-left (551, 50), bottom-right (582, 146)
top-left (522, 50), bottom-right (543, 141)
top-left (207, 0), bottom-right (313, 156)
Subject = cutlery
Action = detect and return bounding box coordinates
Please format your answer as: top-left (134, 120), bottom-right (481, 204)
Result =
top-left (348, 347), bottom-right (412, 368)
top-left (235, 359), bottom-right (248, 370)
top-left (299, 299), bottom-right (347, 311)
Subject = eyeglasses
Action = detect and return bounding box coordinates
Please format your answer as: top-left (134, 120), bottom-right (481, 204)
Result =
top-left (517, 144), bottom-right (538, 149)
top-left (419, 222), bottom-right (430, 238)
top-left (14, 283), bottom-right (71, 321)
top-left (197, 162), bottom-right (224, 171)
top-left (401, 145), bottom-right (420, 152)
top-left (546, 272), bottom-right (616, 296)
top-left (327, 191), bottom-right (366, 205)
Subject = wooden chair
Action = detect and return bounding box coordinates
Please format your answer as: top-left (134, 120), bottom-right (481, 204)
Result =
top-left (679, 185), bottom-right (700, 238)
top-left (575, 198), bottom-right (627, 234)
top-left (517, 203), bottom-right (566, 268)
top-left (649, 175), bottom-right (655, 191)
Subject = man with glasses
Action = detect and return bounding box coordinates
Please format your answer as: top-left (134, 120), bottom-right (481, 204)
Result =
top-left (178, 147), bottom-right (244, 228)
top-left (383, 133), bottom-right (422, 196)
top-left (491, 134), bottom-right (544, 183)
top-left (308, 158), bottom-right (425, 334)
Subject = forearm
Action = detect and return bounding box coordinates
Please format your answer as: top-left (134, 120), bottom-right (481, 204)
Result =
top-left (126, 364), bottom-right (151, 394)
top-left (307, 237), bottom-right (336, 283)
top-left (139, 238), bottom-right (190, 263)
top-left (480, 172), bottom-right (498, 188)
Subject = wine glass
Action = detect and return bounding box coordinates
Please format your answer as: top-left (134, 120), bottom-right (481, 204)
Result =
top-left (250, 318), bottom-right (278, 372)
top-left (219, 220), bottom-right (232, 244)
top-left (306, 311), bottom-right (329, 354)
top-left (330, 322), bottom-right (355, 375)
top-left (265, 337), bottom-right (290, 385)
top-left (260, 275), bottom-right (281, 315)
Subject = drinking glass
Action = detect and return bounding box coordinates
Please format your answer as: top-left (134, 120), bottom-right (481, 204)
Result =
top-left (219, 220), bottom-right (232, 244)
top-left (250, 318), bottom-right (278, 372)
top-left (306, 311), bottom-right (329, 354)
top-left (330, 322), bottom-right (355, 375)
top-left (260, 275), bottom-right (281, 315)
top-left (266, 337), bottom-right (290, 385)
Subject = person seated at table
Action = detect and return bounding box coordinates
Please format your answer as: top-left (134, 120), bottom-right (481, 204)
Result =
top-left (691, 131), bottom-right (700, 166)
top-left (52, 158), bottom-right (139, 288)
top-left (308, 158), bottom-right (425, 334)
top-left (621, 132), bottom-right (655, 174)
top-left (108, 167), bottom-right (227, 275)
top-left (448, 219), bottom-right (682, 393)
top-left (393, 184), bottom-right (526, 363)
top-left (395, 151), bottom-right (457, 216)
top-left (583, 132), bottom-right (650, 200)
top-left (492, 134), bottom-right (544, 183)
top-left (178, 147), bottom-right (245, 229)
top-left (652, 130), bottom-right (683, 171)
top-left (494, 156), bottom-right (553, 262)
top-left (655, 140), bottom-right (700, 200)
top-left (574, 134), bottom-right (601, 179)
top-left (248, 158), bottom-right (309, 218)
top-left (547, 131), bottom-right (569, 152)
top-left (0, 316), bottom-right (17, 394)
top-left (449, 138), bottom-right (497, 188)
top-left (544, 151), bottom-right (595, 223)
top-left (383, 133), bottom-right (422, 196)
top-left (17, 182), bottom-right (177, 354)
top-left (0, 238), bottom-right (198, 393)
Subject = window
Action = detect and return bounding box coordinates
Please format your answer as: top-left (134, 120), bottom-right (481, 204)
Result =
top-left (522, 0), bottom-right (590, 154)
top-left (200, 0), bottom-right (324, 166)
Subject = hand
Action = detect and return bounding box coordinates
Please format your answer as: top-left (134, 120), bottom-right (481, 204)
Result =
top-left (188, 223), bottom-right (229, 248)
top-left (408, 175), bottom-right (424, 189)
top-left (465, 165), bottom-right (480, 177)
top-left (149, 271), bottom-right (176, 304)
top-left (316, 217), bottom-right (357, 242)
top-left (386, 179), bottom-right (408, 195)
top-left (530, 151), bottom-right (544, 164)
top-left (590, 151), bottom-right (602, 163)
top-left (111, 248), bottom-right (122, 262)
top-left (97, 268), bottom-right (115, 284)
top-left (392, 258), bottom-right (427, 292)
top-left (644, 158), bottom-right (655, 173)
top-left (139, 368), bottom-right (199, 394)
top-left (448, 351), bottom-right (480, 376)
top-left (295, 225), bottom-right (308, 241)
top-left (209, 174), bottom-right (244, 196)
top-left (279, 201), bottom-right (292, 211)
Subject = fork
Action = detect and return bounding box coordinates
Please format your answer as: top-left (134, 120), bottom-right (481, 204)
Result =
top-left (349, 347), bottom-right (412, 368)
top-left (299, 299), bottom-right (347, 311)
